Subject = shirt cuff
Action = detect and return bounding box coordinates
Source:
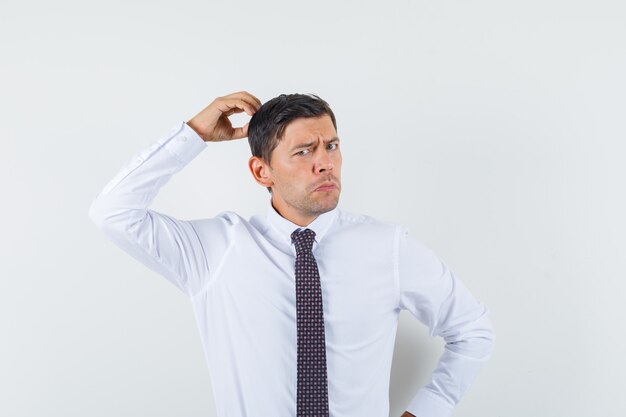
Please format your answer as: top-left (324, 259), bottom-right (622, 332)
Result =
top-left (162, 120), bottom-right (208, 164)
top-left (406, 389), bottom-right (455, 417)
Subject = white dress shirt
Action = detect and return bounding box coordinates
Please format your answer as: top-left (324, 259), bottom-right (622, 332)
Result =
top-left (88, 120), bottom-right (495, 417)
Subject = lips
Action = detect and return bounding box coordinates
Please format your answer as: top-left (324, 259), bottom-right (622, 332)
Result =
top-left (315, 182), bottom-right (337, 191)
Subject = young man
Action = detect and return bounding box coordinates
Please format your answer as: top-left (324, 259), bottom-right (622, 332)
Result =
top-left (89, 91), bottom-right (495, 417)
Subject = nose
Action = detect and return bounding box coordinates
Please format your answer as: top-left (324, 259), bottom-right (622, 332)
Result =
top-left (314, 146), bottom-right (334, 173)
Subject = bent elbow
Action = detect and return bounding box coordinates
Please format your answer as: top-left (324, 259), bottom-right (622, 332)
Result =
top-left (88, 197), bottom-right (151, 256)
top-left (88, 196), bottom-right (141, 234)
top-left (480, 318), bottom-right (496, 360)
top-left (88, 197), bottom-right (108, 230)
top-left (444, 307), bottom-right (496, 361)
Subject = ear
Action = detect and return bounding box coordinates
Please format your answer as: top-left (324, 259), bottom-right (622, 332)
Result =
top-left (248, 156), bottom-right (274, 189)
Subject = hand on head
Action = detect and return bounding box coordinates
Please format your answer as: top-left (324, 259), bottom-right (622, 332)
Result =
top-left (186, 91), bottom-right (262, 142)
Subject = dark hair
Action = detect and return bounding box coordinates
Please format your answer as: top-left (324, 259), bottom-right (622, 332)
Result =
top-left (248, 93), bottom-right (337, 193)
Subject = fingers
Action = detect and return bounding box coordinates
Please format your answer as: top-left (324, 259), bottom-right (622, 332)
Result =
top-left (231, 122), bottom-right (249, 140)
top-left (200, 91), bottom-right (261, 140)
top-left (215, 98), bottom-right (257, 117)
top-left (216, 91), bottom-right (262, 138)
top-left (224, 91), bottom-right (262, 108)
top-left (220, 91), bottom-right (262, 116)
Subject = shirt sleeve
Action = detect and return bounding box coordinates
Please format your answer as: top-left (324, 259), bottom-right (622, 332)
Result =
top-left (395, 226), bottom-right (496, 417)
top-left (88, 120), bottom-right (234, 298)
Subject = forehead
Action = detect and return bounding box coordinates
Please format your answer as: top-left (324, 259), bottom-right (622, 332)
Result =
top-left (279, 114), bottom-right (336, 145)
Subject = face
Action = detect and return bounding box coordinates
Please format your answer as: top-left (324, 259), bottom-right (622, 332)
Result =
top-left (251, 114), bottom-right (342, 226)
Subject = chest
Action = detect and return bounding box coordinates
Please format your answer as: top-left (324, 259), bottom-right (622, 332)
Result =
top-left (214, 237), bottom-right (398, 337)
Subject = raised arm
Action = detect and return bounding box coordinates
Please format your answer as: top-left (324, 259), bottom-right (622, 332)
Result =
top-left (396, 226), bottom-right (496, 417)
top-left (88, 91), bottom-right (262, 297)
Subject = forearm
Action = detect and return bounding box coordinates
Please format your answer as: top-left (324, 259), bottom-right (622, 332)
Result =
top-left (87, 120), bottom-right (210, 295)
top-left (88, 121), bottom-right (206, 230)
top-left (396, 226), bottom-right (496, 417)
top-left (405, 307), bottom-right (495, 417)
top-left (87, 92), bottom-right (259, 296)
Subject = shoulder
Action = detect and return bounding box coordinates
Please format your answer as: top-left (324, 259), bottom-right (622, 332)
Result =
top-left (187, 210), bottom-right (247, 231)
top-left (334, 208), bottom-right (430, 251)
top-left (335, 207), bottom-right (404, 235)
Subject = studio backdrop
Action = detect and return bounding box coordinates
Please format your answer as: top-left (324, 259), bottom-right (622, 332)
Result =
top-left (2, 0), bottom-right (624, 416)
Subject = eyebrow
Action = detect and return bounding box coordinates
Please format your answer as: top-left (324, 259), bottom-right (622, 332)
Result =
top-left (290, 136), bottom-right (340, 152)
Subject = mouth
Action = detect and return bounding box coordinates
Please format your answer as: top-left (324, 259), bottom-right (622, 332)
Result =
top-left (315, 183), bottom-right (337, 191)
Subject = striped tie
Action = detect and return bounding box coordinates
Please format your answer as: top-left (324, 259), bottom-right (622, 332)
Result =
top-left (291, 228), bottom-right (330, 416)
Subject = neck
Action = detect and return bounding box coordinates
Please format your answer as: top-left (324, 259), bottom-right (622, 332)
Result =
top-left (271, 196), bottom-right (317, 227)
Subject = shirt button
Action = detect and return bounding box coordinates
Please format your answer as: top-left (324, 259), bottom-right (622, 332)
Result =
top-left (180, 135), bottom-right (188, 142)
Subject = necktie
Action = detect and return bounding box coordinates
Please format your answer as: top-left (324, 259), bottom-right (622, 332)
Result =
top-left (291, 228), bottom-right (330, 417)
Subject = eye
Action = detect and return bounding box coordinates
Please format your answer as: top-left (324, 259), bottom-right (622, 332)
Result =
top-left (295, 143), bottom-right (338, 156)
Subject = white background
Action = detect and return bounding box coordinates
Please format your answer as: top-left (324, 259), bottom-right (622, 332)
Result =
top-left (2, 0), bottom-right (625, 416)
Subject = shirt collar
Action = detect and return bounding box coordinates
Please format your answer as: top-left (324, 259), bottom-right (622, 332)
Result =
top-left (265, 195), bottom-right (339, 249)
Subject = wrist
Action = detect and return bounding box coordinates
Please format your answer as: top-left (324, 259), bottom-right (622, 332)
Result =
top-left (185, 120), bottom-right (209, 142)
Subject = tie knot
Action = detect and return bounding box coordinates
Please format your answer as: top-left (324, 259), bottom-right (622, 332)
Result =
top-left (291, 228), bottom-right (316, 255)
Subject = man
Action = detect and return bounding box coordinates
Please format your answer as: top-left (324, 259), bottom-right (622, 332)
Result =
top-left (88, 91), bottom-right (495, 417)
